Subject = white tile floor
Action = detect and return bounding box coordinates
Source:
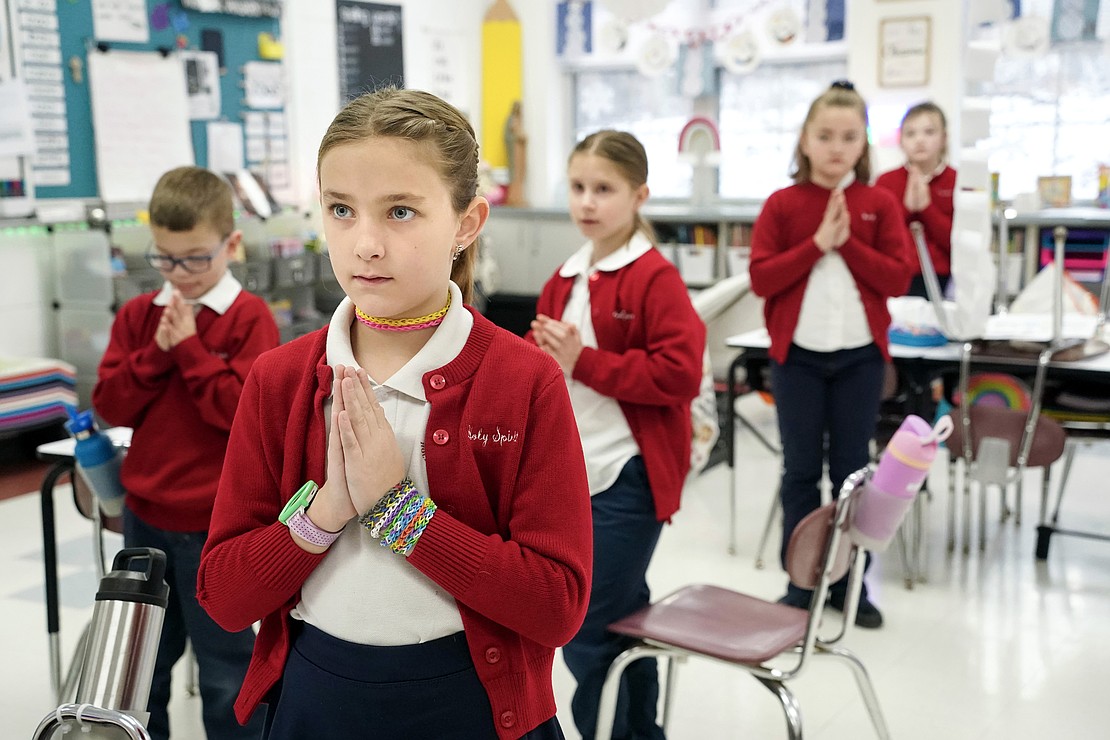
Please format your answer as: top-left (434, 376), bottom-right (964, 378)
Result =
top-left (4, 423), bottom-right (1110, 739)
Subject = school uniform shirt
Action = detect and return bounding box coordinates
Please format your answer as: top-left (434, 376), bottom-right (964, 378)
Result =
top-left (875, 164), bottom-right (957, 277)
top-left (196, 306), bottom-right (593, 740)
top-left (92, 271), bottom-right (279, 532)
top-left (556, 236), bottom-right (645, 495)
top-left (290, 286), bottom-right (469, 644)
top-left (530, 233), bottom-right (705, 522)
top-left (749, 181), bottom-right (913, 364)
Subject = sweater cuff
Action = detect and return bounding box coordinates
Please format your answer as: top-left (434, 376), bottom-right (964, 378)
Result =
top-left (570, 347), bottom-right (596, 385)
top-left (247, 521), bottom-right (327, 591)
top-left (406, 511), bottom-right (491, 596)
top-left (135, 342), bottom-right (175, 378)
top-left (169, 334), bottom-right (212, 368)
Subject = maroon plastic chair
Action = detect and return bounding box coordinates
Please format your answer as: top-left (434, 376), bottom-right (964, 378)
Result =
top-left (595, 469), bottom-right (890, 740)
top-left (946, 345), bottom-right (1067, 553)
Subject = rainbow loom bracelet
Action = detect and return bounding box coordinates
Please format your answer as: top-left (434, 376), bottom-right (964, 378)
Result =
top-left (389, 499), bottom-right (436, 556)
top-left (360, 480), bottom-right (412, 537)
top-left (359, 479), bottom-right (437, 555)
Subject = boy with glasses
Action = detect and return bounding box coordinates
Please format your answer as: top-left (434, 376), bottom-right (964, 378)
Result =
top-left (93, 166), bottom-right (279, 740)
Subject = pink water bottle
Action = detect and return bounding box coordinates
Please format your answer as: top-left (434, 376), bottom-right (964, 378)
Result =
top-left (850, 414), bottom-right (953, 552)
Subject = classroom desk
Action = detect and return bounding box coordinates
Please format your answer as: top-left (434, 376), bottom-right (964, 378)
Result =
top-left (724, 329), bottom-right (1110, 562)
top-left (35, 427), bottom-right (131, 704)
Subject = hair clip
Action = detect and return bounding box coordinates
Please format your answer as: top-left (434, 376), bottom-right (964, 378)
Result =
top-left (831, 79), bottom-right (856, 91)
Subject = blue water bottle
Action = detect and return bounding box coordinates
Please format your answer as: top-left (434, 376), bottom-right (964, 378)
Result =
top-left (65, 407), bottom-right (126, 518)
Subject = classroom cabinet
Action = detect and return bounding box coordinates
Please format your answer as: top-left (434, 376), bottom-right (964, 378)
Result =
top-left (481, 203), bottom-right (763, 295)
top-left (481, 208), bottom-right (583, 295)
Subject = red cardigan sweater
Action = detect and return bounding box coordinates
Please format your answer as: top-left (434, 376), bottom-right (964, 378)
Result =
top-left (749, 181), bottom-right (913, 364)
top-left (92, 290), bottom-right (279, 531)
top-left (875, 165), bottom-right (957, 277)
top-left (196, 310), bottom-right (592, 739)
top-left (529, 247), bottom-right (705, 522)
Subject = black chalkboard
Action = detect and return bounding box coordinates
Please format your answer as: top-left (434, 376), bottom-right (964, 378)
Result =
top-left (336, 1), bottom-right (404, 101)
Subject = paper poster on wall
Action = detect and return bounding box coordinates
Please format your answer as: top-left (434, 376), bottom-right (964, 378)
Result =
top-left (88, 49), bottom-right (195, 203)
top-left (878, 16), bottom-right (931, 88)
top-left (92, 0), bottom-right (150, 43)
top-left (206, 121), bottom-right (244, 173)
top-left (242, 61), bottom-right (284, 109)
top-left (0, 79), bottom-right (35, 157)
top-left (181, 0), bottom-right (282, 18)
top-left (181, 50), bottom-right (221, 119)
top-left (424, 28), bottom-right (468, 110)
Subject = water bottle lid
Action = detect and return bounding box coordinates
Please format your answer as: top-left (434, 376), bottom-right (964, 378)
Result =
top-left (64, 406), bottom-right (95, 436)
top-left (96, 548), bottom-right (170, 608)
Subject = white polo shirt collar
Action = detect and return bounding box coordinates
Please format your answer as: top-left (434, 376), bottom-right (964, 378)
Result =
top-left (559, 231), bottom-right (653, 279)
top-left (153, 270), bottom-right (242, 315)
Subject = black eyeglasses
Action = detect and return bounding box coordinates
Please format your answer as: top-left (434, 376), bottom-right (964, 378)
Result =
top-left (831, 79), bottom-right (856, 91)
top-left (145, 239), bottom-right (228, 274)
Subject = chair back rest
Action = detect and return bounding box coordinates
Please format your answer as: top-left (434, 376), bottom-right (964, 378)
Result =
top-left (948, 404), bottom-right (1066, 467)
top-left (72, 471), bottom-right (124, 535)
top-left (785, 500), bottom-right (851, 590)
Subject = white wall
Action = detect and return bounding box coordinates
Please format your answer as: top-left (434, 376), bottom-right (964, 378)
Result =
top-left (283, 1), bottom-right (969, 209)
top-left (283, 0), bottom-right (487, 207)
top-left (847, 0), bottom-right (965, 174)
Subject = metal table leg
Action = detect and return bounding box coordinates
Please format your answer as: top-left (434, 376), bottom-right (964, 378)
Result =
top-left (39, 460), bottom-right (73, 704)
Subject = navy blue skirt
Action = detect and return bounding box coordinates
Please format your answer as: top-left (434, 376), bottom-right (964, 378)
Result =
top-left (262, 623), bottom-right (565, 740)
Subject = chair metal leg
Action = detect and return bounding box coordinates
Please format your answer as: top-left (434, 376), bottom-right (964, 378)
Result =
top-left (729, 457), bottom-right (737, 555)
top-left (897, 491), bottom-right (928, 588)
top-left (595, 644), bottom-right (673, 740)
top-left (185, 641), bottom-right (198, 696)
top-left (755, 485), bottom-right (781, 569)
top-left (896, 523), bottom-right (913, 589)
top-left (914, 491), bottom-right (928, 583)
top-left (660, 654), bottom-right (685, 734)
top-left (979, 483), bottom-right (988, 552)
top-left (1049, 440), bottom-right (1078, 526)
top-left (947, 459), bottom-right (957, 553)
top-left (963, 473), bottom-right (972, 555)
top-left (753, 676), bottom-right (803, 740)
top-left (58, 622), bottom-right (92, 705)
top-left (1014, 477), bottom-right (1024, 526)
top-left (1039, 465), bottom-right (1053, 524)
top-left (816, 646), bottom-right (892, 740)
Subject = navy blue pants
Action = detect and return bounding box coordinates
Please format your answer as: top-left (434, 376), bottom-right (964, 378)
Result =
top-left (771, 344), bottom-right (885, 603)
top-left (262, 624), bottom-right (565, 739)
top-left (123, 509), bottom-right (263, 740)
top-left (563, 456), bottom-right (666, 740)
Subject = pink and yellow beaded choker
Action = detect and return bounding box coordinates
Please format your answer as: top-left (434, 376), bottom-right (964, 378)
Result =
top-left (354, 292), bottom-right (452, 332)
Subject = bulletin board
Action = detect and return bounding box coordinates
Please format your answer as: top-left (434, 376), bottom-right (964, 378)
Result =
top-left (14, 0), bottom-right (281, 201)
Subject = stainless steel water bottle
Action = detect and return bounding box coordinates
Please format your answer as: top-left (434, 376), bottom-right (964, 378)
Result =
top-left (75, 548), bottom-right (170, 727)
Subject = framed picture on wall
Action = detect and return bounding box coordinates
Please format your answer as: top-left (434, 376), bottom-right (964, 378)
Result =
top-left (879, 16), bottom-right (931, 88)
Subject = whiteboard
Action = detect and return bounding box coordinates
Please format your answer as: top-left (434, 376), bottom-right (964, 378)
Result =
top-left (88, 49), bottom-right (194, 203)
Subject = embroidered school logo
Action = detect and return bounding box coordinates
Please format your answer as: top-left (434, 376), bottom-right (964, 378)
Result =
top-left (861, 212), bottom-right (877, 221)
top-left (612, 310), bottom-right (635, 321)
top-left (467, 425), bottom-right (521, 447)
top-left (212, 351), bottom-right (230, 360)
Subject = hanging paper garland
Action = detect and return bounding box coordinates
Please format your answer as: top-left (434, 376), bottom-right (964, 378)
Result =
top-left (717, 28), bottom-right (761, 74)
top-left (1003, 15), bottom-right (1050, 56)
top-left (636, 31), bottom-right (677, 77)
top-left (597, 17), bottom-right (628, 53)
top-left (767, 5), bottom-right (801, 45)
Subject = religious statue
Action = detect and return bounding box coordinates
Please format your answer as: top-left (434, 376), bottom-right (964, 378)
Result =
top-left (504, 101), bottom-right (528, 207)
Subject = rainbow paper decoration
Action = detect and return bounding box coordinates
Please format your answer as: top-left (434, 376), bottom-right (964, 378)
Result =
top-left (960, 372), bottom-right (1033, 411)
